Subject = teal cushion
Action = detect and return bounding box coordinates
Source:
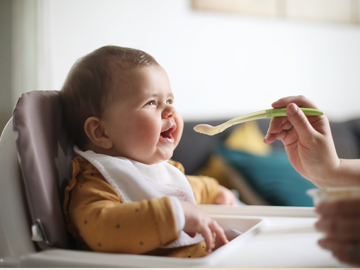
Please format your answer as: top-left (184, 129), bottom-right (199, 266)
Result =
top-left (217, 143), bottom-right (318, 206)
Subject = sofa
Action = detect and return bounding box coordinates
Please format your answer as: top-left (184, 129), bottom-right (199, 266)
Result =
top-left (172, 117), bottom-right (360, 206)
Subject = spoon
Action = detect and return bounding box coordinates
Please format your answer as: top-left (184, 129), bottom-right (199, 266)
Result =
top-left (193, 108), bottom-right (324, 136)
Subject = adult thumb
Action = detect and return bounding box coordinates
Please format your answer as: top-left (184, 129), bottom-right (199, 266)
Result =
top-left (286, 103), bottom-right (315, 140)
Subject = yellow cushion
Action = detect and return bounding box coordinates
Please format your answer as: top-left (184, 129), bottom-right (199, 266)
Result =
top-left (224, 121), bottom-right (271, 156)
top-left (196, 155), bottom-right (230, 187)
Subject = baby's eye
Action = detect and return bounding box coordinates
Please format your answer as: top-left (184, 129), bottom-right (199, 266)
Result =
top-left (146, 100), bottom-right (157, 106)
top-left (166, 99), bottom-right (173, 105)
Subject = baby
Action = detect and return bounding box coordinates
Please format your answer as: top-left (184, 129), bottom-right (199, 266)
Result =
top-left (60, 45), bottom-right (237, 258)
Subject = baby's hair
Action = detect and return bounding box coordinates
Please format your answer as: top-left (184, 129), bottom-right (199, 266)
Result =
top-left (60, 45), bottom-right (157, 148)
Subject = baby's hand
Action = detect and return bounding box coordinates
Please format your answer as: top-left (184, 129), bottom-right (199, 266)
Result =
top-left (180, 201), bottom-right (228, 253)
top-left (215, 185), bottom-right (237, 206)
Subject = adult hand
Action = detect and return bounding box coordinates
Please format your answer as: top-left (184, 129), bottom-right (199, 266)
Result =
top-left (263, 95), bottom-right (339, 188)
top-left (180, 201), bottom-right (228, 252)
top-left (315, 199), bottom-right (360, 266)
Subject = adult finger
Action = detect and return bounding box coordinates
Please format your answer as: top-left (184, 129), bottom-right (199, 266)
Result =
top-left (316, 199), bottom-right (360, 217)
top-left (315, 218), bottom-right (360, 241)
top-left (263, 116), bottom-right (289, 144)
top-left (285, 103), bottom-right (317, 142)
top-left (272, 95), bottom-right (319, 110)
top-left (318, 238), bottom-right (360, 266)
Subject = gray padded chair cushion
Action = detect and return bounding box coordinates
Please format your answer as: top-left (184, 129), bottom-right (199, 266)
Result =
top-left (13, 90), bottom-right (76, 250)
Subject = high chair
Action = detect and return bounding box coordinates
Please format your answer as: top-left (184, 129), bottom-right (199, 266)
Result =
top-left (0, 90), bottom-right (267, 267)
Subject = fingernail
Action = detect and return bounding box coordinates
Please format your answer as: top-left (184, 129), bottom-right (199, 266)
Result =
top-left (287, 103), bottom-right (298, 116)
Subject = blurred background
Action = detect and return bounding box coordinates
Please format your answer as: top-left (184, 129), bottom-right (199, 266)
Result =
top-left (1, 0), bottom-right (360, 131)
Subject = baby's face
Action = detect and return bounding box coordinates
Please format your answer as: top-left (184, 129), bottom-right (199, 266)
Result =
top-left (100, 64), bottom-right (183, 164)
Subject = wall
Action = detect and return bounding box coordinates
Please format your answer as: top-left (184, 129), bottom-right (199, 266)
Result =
top-left (0, 0), bottom-right (13, 131)
top-left (47, 0), bottom-right (360, 121)
top-left (0, 0), bottom-right (46, 131)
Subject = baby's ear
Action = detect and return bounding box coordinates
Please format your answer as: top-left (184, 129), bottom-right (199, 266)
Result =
top-left (84, 117), bottom-right (113, 149)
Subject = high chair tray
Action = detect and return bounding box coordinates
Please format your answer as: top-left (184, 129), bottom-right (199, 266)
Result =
top-left (200, 205), bottom-right (351, 268)
top-left (3, 205), bottom-right (353, 267)
top-left (16, 215), bottom-right (267, 268)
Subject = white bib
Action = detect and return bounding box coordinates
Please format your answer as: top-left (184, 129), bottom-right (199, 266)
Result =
top-left (74, 147), bottom-right (203, 248)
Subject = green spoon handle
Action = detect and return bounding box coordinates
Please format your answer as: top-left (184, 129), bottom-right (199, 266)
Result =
top-left (230, 107), bottom-right (324, 125)
top-left (267, 108), bottom-right (324, 117)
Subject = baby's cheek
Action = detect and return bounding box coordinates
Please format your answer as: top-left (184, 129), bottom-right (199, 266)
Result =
top-left (173, 131), bottom-right (182, 149)
top-left (174, 116), bottom-right (184, 147)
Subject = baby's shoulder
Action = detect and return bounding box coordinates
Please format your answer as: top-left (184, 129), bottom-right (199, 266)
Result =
top-left (72, 156), bottom-right (96, 171)
top-left (71, 156), bottom-right (104, 181)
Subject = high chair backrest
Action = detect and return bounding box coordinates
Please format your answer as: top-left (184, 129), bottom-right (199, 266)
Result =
top-left (12, 90), bottom-right (76, 250)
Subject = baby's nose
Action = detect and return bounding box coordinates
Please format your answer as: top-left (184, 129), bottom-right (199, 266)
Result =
top-left (162, 105), bottom-right (174, 118)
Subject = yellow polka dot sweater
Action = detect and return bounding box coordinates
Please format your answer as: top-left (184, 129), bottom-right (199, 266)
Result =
top-left (63, 157), bottom-right (220, 258)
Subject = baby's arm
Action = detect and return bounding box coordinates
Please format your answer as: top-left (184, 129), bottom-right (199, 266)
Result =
top-left (66, 175), bottom-right (178, 254)
top-left (186, 175), bottom-right (237, 205)
top-left (186, 175), bottom-right (219, 204)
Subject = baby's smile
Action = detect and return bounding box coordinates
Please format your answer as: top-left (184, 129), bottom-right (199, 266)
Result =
top-left (160, 123), bottom-right (176, 143)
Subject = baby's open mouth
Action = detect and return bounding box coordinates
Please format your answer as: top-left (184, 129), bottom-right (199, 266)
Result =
top-left (160, 125), bottom-right (176, 141)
